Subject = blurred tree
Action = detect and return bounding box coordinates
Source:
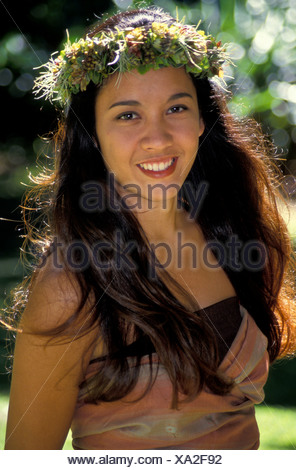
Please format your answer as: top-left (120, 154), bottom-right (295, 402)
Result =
top-left (0, 1), bottom-right (115, 198)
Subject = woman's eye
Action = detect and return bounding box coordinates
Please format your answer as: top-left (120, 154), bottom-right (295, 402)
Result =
top-left (168, 105), bottom-right (188, 114)
top-left (117, 112), bottom-right (138, 121)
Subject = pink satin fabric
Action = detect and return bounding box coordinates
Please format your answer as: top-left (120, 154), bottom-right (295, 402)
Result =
top-left (71, 305), bottom-right (269, 450)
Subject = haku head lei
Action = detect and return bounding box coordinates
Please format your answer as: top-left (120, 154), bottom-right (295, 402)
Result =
top-left (33, 20), bottom-right (229, 106)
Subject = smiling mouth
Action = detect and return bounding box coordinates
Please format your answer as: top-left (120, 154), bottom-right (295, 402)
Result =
top-left (137, 157), bottom-right (176, 172)
top-left (136, 157), bottom-right (178, 179)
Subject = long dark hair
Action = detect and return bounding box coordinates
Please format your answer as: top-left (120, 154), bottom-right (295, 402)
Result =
top-left (2, 7), bottom-right (296, 409)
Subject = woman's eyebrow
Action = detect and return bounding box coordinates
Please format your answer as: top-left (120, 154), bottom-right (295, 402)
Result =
top-left (168, 92), bottom-right (194, 101)
top-left (108, 92), bottom-right (194, 110)
top-left (109, 100), bottom-right (140, 110)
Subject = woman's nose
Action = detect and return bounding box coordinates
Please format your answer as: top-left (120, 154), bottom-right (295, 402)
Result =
top-left (140, 118), bottom-right (173, 151)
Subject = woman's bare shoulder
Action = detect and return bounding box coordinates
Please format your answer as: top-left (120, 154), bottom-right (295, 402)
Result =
top-left (20, 252), bottom-right (96, 335)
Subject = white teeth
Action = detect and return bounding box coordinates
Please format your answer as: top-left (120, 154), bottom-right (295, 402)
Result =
top-left (139, 158), bottom-right (175, 172)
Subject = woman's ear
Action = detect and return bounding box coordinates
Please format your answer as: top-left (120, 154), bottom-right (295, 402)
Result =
top-left (92, 134), bottom-right (100, 149)
top-left (199, 116), bottom-right (205, 137)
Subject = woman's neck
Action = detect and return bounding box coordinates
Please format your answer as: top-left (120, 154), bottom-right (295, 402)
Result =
top-left (132, 196), bottom-right (187, 244)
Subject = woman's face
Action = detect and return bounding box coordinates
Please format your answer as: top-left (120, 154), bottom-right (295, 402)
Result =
top-left (94, 66), bottom-right (204, 204)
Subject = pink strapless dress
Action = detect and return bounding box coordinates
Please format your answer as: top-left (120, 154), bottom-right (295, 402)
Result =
top-left (71, 303), bottom-right (269, 450)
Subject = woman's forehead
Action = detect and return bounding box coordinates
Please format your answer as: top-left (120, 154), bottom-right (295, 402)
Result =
top-left (97, 66), bottom-right (197, 104)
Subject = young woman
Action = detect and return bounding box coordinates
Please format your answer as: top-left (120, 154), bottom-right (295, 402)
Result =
top-left (3, 7), bottom-right (296, 450)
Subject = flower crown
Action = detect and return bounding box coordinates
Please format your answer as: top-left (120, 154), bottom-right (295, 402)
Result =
top-left (33, 21), bottom-right (228, 106)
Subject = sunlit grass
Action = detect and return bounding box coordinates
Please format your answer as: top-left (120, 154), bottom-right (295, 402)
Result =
top-left (255, 404), bottom-right (296, 450)
top-left (0, 392), bottom-right (295, 450)
top-left (0, 394), bottom-right (8, 449)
